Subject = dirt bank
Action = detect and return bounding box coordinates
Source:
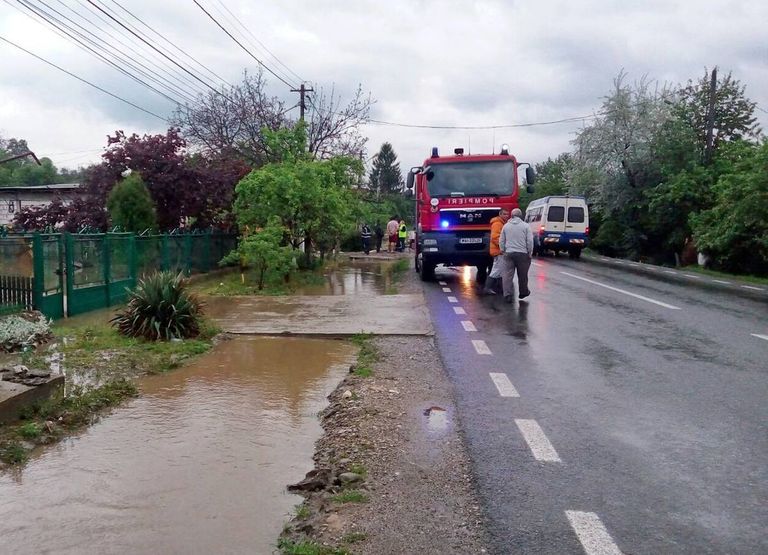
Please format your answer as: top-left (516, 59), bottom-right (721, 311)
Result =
top-left (280, 270), bottom-right (487, 554)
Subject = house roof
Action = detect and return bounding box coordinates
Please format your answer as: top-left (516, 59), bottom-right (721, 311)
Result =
top-left (0, 183), bottom-right (80, 193)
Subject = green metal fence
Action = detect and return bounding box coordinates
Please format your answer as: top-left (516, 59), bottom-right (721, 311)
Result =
top-left (1, 231), bottom-right (236, 319)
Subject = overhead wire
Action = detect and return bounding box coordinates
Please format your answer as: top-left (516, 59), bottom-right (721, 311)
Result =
top-left (192, 0), bottom-right (297, 89)
top-left (108, 0), bottom-right (233, 90)
top-left (0, 34), bottom-right (168, 121)
top-left (67, 0), bottom-right (211, 98)
top-left (212, 0), bottom-right (305, 85)
top-left (205, 0), bottom-right (298, 88)
top-left (85, 0), bottom-right (230, 99)
top-left (10, 0), bottom-right (199, 106)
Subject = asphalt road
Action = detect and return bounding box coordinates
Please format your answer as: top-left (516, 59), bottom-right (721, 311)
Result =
top-left (424, 257), bottom-right (768, 554)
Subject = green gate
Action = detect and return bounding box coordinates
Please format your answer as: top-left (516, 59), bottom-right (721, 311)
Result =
top-left (0, 234), bottom-right (64, 318)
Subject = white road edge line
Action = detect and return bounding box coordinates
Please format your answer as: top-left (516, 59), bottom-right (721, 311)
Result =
top-left (438, 281), bottom-right (447, 286)
top-left (565, 511), bottom-right (622, 555)
top-left (453, 307), bottom-right (466, 315)
top-left (561, 271), bottom-right (681, 310)
top-left (447, 296), bottom-right (458, 303)
top-left (442, 287), bottom-right (451, 292)
top-left (742, 285), bottom-right (764, 291)
top-left (514, 419), bottom-right (561, 462)
top-left (472, 339), bottom-right (492, 355)
top-left (461, 320), bottom-right (477, 332)
top-left (489, 372), bottom-right (519, 397)
top-left (751, 333), bottom-right (768, 342)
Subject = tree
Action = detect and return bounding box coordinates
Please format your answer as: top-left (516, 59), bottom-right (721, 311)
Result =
top-left (0, 136), bottom-right (58, 186)
top-left (222, 218), bottom-right (295, 290)
top-left (691, 141), bottom-right (768, 274)
top-left (306, 84), bottom-right (372, 159)
top-left (677, 69), bottom-right (761, 163)
top-left (234, 123), bottom-right (361, 266)
top-left (368, 142), bottom-right (403, 195)
top-left (107, 173), bottom-right (156, 232)
top-left (171, 70), bottom-right (289, 167)
top-left (518, 154), bottom-right (571, 212)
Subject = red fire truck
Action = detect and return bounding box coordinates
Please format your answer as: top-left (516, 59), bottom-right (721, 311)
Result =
top-left (406, 145), bottom-right (535, 282)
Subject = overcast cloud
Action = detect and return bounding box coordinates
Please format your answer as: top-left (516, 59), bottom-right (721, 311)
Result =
top-left (1, 0), bottom-right (766, 173)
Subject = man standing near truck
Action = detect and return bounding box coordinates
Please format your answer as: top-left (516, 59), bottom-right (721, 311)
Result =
top-left (499, 208), bottom-right (533, 302)
top-left (483, 207), bottom-right (510, 295)
top-left (386, 216), bottom-right (399, 253)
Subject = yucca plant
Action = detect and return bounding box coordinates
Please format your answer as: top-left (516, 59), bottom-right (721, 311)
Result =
top-left (111, 272), bottom-right (204, 341)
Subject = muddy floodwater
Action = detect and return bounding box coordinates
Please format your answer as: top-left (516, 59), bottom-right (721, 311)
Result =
top-left (0, 336), bottom-right (356, 555)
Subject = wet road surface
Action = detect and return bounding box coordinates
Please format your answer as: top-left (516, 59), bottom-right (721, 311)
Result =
top-left (0, 336), bottom-right (356, 555)
top-left (424, 258), bottom-right (768, 554)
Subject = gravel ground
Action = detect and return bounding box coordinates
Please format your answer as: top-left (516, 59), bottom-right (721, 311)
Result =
top-left (281, 269), bottom-right (488, 554)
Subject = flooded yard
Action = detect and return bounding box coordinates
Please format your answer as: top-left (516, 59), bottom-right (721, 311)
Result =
top-left (0, 336), bottom-right (356, 554)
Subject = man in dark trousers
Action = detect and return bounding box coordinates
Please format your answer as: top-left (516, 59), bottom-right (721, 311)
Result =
top-left (374, 222), bottom-right (384, 253)
top-left (360, 223), bottom-right (372, 255)
top-left (499, 208), bottom-right (533, 303)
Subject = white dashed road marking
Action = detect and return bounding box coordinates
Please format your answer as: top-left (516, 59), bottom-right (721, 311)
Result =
top-left (712, 279), bottom-right (731, 285)
top-left (442, 287), bottom-right (451, 292)
top-left (453, 307), bottom-right (466, 315)
top-left (489, 373), bottom-right (519, 397)
top-left (742, 285), bottom-right (765, 291)
top-left (438, 281), bottom-right (447, 286)
top-left (447, 296), bottom-right (458, 303)
top-left (751, 334), bottom-right (768, 342)
top-left (514, 419), bottom-right (561, 462)
top-left (472, 339), bottom-right (492, 355)
top-left (683, 274), bottom-right (701, 279)
top-left (461, 320), bottom-right (477, 332)
top-left (561, 271), bottom-right (681, 310)
top-left (664, 270), bottom-right (676, 275)
top-left (565, 511), bottom-right (623, 555)
top-left (531, 261), bottom-right (542, 267)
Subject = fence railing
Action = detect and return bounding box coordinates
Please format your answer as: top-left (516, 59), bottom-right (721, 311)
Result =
top-left (0, 231), bottom-right (237, 319)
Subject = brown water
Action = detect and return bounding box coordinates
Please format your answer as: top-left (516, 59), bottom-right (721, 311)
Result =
top-left (0, 336), bottom-right (356, 555)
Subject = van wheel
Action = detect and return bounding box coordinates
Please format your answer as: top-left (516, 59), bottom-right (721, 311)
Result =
top-left (569, 248), bottom-right (582, 260)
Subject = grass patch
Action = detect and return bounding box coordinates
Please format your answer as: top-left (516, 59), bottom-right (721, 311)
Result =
top-left (331, 489), bottom-right (369, 504)
top-left (680, 265), bottom-right (768, 286)
top-left (341, 532), bottom-right (367, 545)
top-left (348, 463), bottom-right (367, 477)
top-left (277, 538), bottom-right (348, 555)
top-left (0, 440), bottom-right (28, 465)
top-left (350, 334), bottom-right (379, 378)
top-left (17, 422), bottom-right (41, 439)
top-left (194, 268), bottom-right (326, 296)
top-left (52, 319), bottom-right (219, 378)
top-left (293, 503), bottom-right (310, 519)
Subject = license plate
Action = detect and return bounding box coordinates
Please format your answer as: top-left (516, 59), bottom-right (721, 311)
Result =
top-left (459, 238), bottom-right (483, 244)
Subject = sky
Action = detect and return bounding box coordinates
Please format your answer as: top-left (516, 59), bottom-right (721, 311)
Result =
top-left (1, 0), bottom-right (766, 174)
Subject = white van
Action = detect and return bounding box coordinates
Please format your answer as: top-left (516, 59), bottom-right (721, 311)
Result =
top-left (525, 196), bottom-right (589, 259)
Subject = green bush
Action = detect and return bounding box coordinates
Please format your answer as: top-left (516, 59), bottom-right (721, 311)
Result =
top-left (111, 272), bottom-right (203, 340)
top-left (106, 173), bottom-right (157, 233)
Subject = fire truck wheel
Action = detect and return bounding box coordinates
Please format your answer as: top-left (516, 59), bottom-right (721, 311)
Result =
top-left (419, 260), bottom-right (436, 281)
top-left (476, 264), bottom-right (488, 284)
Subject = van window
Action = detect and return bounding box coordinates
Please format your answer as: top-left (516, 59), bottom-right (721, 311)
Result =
top-left (568, 206), bottom-right (585, 223)
top-left (548, 206), bottom-right (564, 222)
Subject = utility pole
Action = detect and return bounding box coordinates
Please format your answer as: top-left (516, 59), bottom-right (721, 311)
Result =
top-left (704, 66), bottom-right (718, 164)
top-left (291, 83), bottom-right (314, 120)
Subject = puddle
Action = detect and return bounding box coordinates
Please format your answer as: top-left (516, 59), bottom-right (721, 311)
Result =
top-left (423, 405), bottom-right (449, 434)
top-left (0, 336), bottom-right (356, 555)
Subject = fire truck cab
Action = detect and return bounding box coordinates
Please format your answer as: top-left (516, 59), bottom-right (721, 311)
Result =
top-left (406, 145), bottom-right (535, 282)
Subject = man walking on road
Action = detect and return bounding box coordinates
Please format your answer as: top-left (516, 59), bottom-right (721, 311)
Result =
top-left (374, 222), bottom-right (384, 253)
top-left (499, 208), bottom-right (533, 303)
top-left (483, 207), bottom-right (510, 295)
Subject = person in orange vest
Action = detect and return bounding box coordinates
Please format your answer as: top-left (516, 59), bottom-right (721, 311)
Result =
top-left (483, 207), bottom-right (510, 295)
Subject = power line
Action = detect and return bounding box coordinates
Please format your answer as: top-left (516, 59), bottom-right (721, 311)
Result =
top-left (85, 0), bottom-right (228, 98)
top-left (212, 0), bottom-right (305, 85)
top-left (365, 113), bottom-right (598, 130)
top-left (109, 0), bottom-right (233, 90)
top-left (192, 0), bottom-right (297, 89)
top-left (9, 0), bottom-right (195, 106)
top-left (67, 0), bottom-right (211, 99)
top-left (0, 34), bottom-right (168, 121)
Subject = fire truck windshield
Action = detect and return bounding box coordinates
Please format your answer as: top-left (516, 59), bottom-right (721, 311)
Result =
top-left (425, 160), bottom-right (515, 197)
